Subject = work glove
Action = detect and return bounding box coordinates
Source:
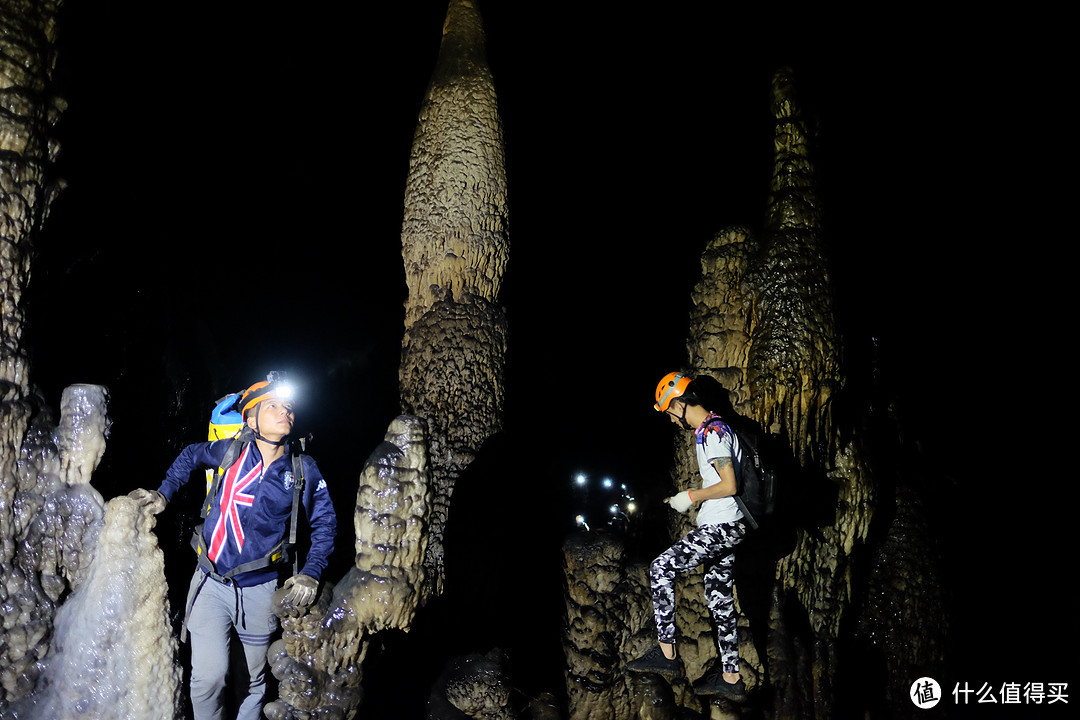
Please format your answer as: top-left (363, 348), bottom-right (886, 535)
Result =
top-left (128, 488), bottom-right (166, 515)
top-left (665, 490), bottom-right (695, 513)
top-left (282, 574), bottom-right (319, 608)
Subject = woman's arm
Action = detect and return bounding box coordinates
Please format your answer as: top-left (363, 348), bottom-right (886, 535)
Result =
top-left (689, 457), bottom-right (737, 501)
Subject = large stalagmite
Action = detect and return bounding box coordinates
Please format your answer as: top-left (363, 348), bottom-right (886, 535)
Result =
top-left (678, 67), bottom-right (875, 718)
top-left (398, 0), bottom-right (509, 601)
top-left (563, 67), bottom-right (940, 719)
top-left (1, 6), bottom-right (184, 717)
top-left (266, 415), bottom-right (432, 719)
top-left (1, 0), bottom-right (66, 578)
top-left (1, 0), bottom-right (68, 712)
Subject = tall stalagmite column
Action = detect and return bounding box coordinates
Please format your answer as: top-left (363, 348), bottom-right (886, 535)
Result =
top-left (680, 68), bottom-right (874, 719)
top-left (0, 0), bottom-right (66, 560)
top-left (399, 0), bottom-right (509, 600)
top-left (748, 66), bottom-right (841, 467)
top-left (0, 0), bottom-right (67, 709)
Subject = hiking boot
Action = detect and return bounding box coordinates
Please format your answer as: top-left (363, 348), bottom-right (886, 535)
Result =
top-left (694, 671), bottom-right (748, 702)
top-left (626, 646), bottom-right (682, 678)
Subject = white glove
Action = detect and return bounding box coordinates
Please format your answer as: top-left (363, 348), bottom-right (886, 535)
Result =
top-left (282, 574), bottom-right (319, 607)
top-left (665, 490), bottom-right (695, 513)
top-left (128, 488), bottom-right (166, 515)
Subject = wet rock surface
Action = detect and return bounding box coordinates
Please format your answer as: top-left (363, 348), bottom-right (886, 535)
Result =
top-left (3, 387), bottom-right (181, 719)
top-left (268, 415), bottom-right (431, 719)
top-left (26, 494), bottom-right (182, 719)
top-left (427, 650), bottom-right (515, 719)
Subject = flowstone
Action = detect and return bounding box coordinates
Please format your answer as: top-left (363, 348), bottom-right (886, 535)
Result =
top-left (4, 386), bottom-right (180, 719)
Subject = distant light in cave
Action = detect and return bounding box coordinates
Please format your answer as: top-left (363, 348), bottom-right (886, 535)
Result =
top-left (569, 471), bottom-right (638, 532)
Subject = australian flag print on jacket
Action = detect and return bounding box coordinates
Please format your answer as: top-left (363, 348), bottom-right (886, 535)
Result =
top-left (159, 439), bottom-right (336, 588)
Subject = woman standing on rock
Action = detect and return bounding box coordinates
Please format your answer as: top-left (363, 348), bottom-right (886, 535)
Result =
top-left (626, 371), bottom-right (748, 703)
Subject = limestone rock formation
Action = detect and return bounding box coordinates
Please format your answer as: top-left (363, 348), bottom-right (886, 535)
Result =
top-left (27, 493), bottom-right (182, 719)
top-left (1, 11), bottom-right (186, 715)
top-left (562, 532), bottom-right (688, 719)
top-left (0, 1), bottom-right (68, 708)
top-left (2, 389), bottom-right (109, 711)
top-left (677, 66), bottom-right (875, 719)
top-left (564, 67), bottom-right (943, 719)
top-left (2, 386), bottom-right (182, 719)
top-left (267, 415), bottom-right (431, 719)
top-left (1, 0), bottom-right (66, 592)
top-left (427, 650), bottom-right (516, 719)
top-left (398, 0), bottom-right (509, 602)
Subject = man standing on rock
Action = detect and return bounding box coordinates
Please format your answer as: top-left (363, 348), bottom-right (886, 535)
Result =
top-left (626, 371), bottom-right (748, 702)
top-left (130, 370), bottom-right (336, 720)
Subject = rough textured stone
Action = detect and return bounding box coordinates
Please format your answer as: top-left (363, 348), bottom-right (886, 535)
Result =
top-left (561, 531), bottom-right (688, 719)
top-left (269, 415), bottom-right (431, 719)
top-left (746, 66), bottom-right (840, 469)
top-left (0, 4), bottom-right (68, 709)
top-left (27, 494), bottom-right (182, 719)
top-left (398, 0), bottom-right (509, 602)
top-left (664, 67), bottom-right (938, 720)
top-left (562, 66), bottom-right (944, 720)
top-left (434, 650), bottom-right (515, 719)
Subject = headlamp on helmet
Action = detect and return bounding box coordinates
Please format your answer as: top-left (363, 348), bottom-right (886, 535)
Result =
top-left (238, 370), bottom-right (296, 418)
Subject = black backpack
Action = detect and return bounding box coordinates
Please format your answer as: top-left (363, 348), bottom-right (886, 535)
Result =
top-left (730, 423), bottom-right (776, 530)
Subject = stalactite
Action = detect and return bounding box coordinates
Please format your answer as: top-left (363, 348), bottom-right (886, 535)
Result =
top-left (1, 0), bottom-right (66, 566)
top-left (398, 0), bottom-right (509, 602)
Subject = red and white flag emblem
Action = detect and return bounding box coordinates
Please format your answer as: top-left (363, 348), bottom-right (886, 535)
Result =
top-left (207, 444), bottom-right (262, 562)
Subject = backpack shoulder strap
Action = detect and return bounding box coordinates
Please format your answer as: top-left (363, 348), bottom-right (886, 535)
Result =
top-left (288, 438), bottom-right (307, 574)
top-left (202, 426), bottom-right (255, 519)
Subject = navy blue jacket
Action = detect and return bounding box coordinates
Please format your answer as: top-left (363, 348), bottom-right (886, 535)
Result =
top-left (159, 439), bottom-right (337, 587)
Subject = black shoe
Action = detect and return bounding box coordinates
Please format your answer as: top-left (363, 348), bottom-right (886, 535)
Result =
top-left (694, 671), bottom-right (748, 702)
top-left (626, 646), bottom-right (682, 678)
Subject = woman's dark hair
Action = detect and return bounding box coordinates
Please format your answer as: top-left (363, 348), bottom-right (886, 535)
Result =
top-left (681, 375), bottom-right (733, 415)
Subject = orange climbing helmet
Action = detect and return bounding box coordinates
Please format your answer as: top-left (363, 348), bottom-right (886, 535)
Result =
top-left (237, 371), bottom-right (295, 418)
top-left (654, 372), bottom-right (692, 412)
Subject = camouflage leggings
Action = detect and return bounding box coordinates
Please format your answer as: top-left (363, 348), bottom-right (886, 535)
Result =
top-left (649, 520), bottom-right (747, 673)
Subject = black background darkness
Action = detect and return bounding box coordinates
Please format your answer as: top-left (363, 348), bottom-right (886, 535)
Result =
top-left (19, 1), bottom-right (1070, 717)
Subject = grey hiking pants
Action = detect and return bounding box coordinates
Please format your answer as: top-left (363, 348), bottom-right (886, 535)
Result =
top-left (185, 570), bottom-right (279, 720)
top-left (649, 520), bottom-right (747, 673)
